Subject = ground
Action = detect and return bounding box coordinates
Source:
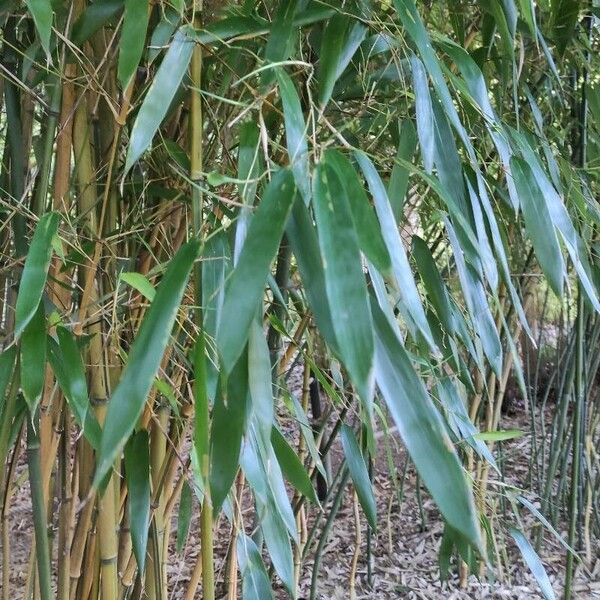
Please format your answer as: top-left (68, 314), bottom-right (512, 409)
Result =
top-left (5, 408), bottom-right (600, 599)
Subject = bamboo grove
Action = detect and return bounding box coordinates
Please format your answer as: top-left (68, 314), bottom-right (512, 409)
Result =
top-left (0, 1), bottom-right (599, 599)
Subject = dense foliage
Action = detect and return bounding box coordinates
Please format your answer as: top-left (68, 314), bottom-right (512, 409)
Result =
top-left (1, 1), bottom-right (599, 599)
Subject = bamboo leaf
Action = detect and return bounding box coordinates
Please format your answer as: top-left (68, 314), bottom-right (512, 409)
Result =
top-left (341, 424), bottom-right (377, 530)
top-left (14, 212), bottom-right (60, 338)
top-left (323, 150), bottom-right (391, 276)
top-left (72, 0), bottom-right (123, 45)
top-left (0, 347), bottom-right (17, 419)
top-left (474, 429), bottom-right (524, 441)
top-left (355, 151), bottom-right (435, 350)
top-left (210, 352), bottom-right (249, 514)
top-left (237, 534), bottom-right (274, 600)
top-left (511, 157), bottom-right (565, 297)
top-left (509, 528), bottom-right (556, 600)
top-left (276, 69), bottom-right (310, 203)
top-left (411, 55), bottom-right (434, 173)
top-left (272, 426), bottom-right (317, 504)
top-left (313, 160), bottom-right (374, 403)
top-left (286, 198), bottom-right (338, 352)
top-left (372, 301), bottom-right (482, 551)
top-left (124, 430), bottom-right (151, 573)
top-left (118, 0), bottom-right (150, 89)
top-left (125, 27), bottom-right (194, 173)
top-left (26, 0), bottom-right (52, 55)
top-left (318, 15), bottom-right (366, 107)
top-left (388, 120), bottom-right (417, 222)
top-left (217, 169), bottom-right (295, 374)
top-left (176, 480), bottom-right (192, 553)
top-left (47, 327), bottom-right (102, 450)
top-left (120, 272), bottom-right (156, 301)
top-left (94, 240), bottom-right (199, 486)
top-left (20, 303), bottom-right (46, 413)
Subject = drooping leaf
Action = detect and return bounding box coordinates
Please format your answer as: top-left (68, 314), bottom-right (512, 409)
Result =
top-left (125, 27), bottom-right (194, 173)
top-left (237, 534), bottom-right (274, 600)
top-left (312, 160), bottom-right (374, 403)
top-left (323, 150), bottom-right (391, 276)
top-left (276, 69), bottom-right (310, 203)
top-left (71, 0), bottom-right (123, 46)
top-left (94, 240), bottom-right (199, 486)
top-left (20, 302), bottom-right (46, 413)
top-left (318, 15), bottom-right (366, 107)
top-left (411, 55), bottom-right (434, 173)
top-left (26, 0), bottom-right (52, 55)
top-left (176, 480), bottom-right (192, 553)
top-left (271, 426), bottom-right (317, 504)
top-left (509, 528), bottom-right (556, 600)
top-left (355, 151), bottom-right (435, 350)
top-left (241, 435), bottom-right (295, 596)
top-left (217, 169), bottom-right (295, 373)
top-left (0, 347), bottom-right (17, 419)
top-left (388, 119), bottom-right (417, 222)
top-left (118, 0), bottom-right (150, 89)
top-left (372, 300), bottom-right (482, 551)
top-left (47, 327), bottom-right (102, 450)
top-left (340, 424), bottom-right (377, 530)
top-left (124, 430), bottom-right (151, 572)
top-left (286, 198), bottom-right (338, 352)
top-left (210, 351), bottom-right (249, 514)
top-left (14, 212), bottom-right (60, 338)
top-left (511, 157), bottom-right (565, 297)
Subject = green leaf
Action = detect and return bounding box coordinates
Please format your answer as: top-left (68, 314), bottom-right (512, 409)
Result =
top-left (237, 534), bottom-right (274, 600)
top-left (372, 301), bottom-right (482, 551)
top-left (176, 480), bottom-right (192, 553)
top-left (411, 55), bottom-right (434, 173)
top-left (125, 27), bottom-right (194, 173)
top-left (313, 161), bottom-right (374, 403)
top-left (248, 321), bottom-right (274, 442)
top-left (72, 1), bottom-right (123, 46)
top-left (286, 198), bottom-right (338, 352)
top-left (511, 157), bottom-right (565, 297)
top-left (323, 150), bottom-right (391, 276)
top-left (263, 1), bottom-right (297, 87)
top-left (388, 120), bottom-right (417, 222)
top-left (0, 347), bottom-right (17, 420)
top-left (124, 430), bottom-right (151, 572)
top-left (202, 231), bottom-right (231, 400)
top-left (15, 212), bottom-right (60, 338)
top-left (48, 327), bottom-right (102, 450)
top-left (509, 528), bottom-right (556, 600)
top-left (210, 352), bottom-right (249, 514)
top-left (20, 303), bottom-right (46, 413)
top-left (118, 0), bottom-right (150, 89)
top-left (217, 169), bottom-right (295, 373)
top-left (241, 435), bottom-right (295, 596)
top-left (550, 0), bottom-right (579, 57)
top-left (94, 240), bottom-right (199, 486)
top-left (318, 15), bottom-right (366, 107)
top-left (474, 429), bottom-right (524, 441)
top-left (26, 0), bottom-right (52, 55)
top-left (120, 272), bottom-right (156, 301)
top-left (276, 69), bottom-right (310, 203)
top-left (412, 236), bottom-right (454, 334)
top-left (355, 152), bottom-right (435, 350)
top-left (341, 424), bottom-right (377, 530)
top-left (271, 426), bottom-right (317, 504)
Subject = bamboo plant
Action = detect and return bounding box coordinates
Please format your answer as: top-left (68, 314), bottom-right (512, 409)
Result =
top-left (0, 1), bottom-right (599, 599)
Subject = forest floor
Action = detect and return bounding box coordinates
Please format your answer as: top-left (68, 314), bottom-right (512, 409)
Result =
top-left (5, 402), bottom-right (600, 599)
